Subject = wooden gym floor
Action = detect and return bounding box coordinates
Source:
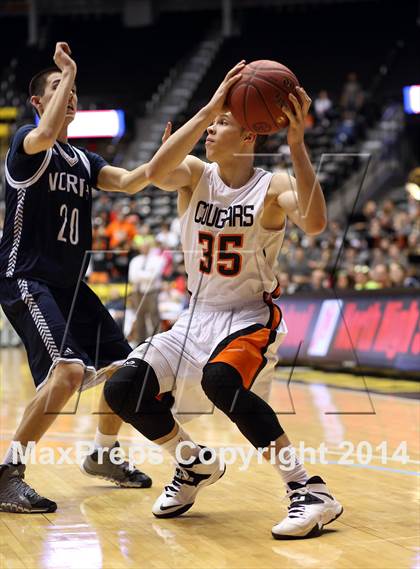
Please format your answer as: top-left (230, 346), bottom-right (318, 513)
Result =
top-left (1, 347), bottom-right (419, 569)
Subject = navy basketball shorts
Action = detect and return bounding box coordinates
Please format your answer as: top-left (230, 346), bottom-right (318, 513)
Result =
top-left (0, 277), bottom-right (131, 390)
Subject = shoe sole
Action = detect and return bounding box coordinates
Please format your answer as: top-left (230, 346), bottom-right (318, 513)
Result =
top-left (272, 505), bottom-right (344, 540)
top-left (0, 501), bottom-right (57, 514)
top-left (152, 464), bottom-right (226, 519)
top-left (79, 463), bottom-right (152, 488)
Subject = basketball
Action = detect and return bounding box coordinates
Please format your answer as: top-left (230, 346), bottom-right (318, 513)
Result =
top-left (227, 60), bottom-right (300, 134)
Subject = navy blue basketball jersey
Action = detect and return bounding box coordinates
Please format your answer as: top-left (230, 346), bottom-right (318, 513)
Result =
top-left (0, 125), bottom-right (107, 287)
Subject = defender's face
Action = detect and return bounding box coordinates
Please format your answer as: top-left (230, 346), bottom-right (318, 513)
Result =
top-left (205, 112), bottom-right (252, 162)
top-left (34, 72), bottom-right (78, 123)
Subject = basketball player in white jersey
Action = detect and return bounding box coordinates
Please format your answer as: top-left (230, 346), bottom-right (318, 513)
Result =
top-left (104, 62), bottom-right (343, 539)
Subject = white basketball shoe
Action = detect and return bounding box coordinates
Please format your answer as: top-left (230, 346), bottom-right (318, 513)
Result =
top-left (272, 476), bottom-right (343, 539)
top-left (152, 448), bottom-right (225, 518)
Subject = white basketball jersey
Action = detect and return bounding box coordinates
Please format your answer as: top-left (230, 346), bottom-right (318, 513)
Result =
top-left (180, 162), bottom-right (285, 309)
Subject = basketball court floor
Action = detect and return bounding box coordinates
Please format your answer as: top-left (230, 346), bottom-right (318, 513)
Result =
top-left (1, 347), bottom-right (419, 569)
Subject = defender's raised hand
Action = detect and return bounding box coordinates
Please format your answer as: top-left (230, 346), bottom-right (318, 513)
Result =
top-left (205, 60), bottom-right (245, 117)
top-left (53, 42), bottom-right (77, 76)
top-left (162, 121), bottom-right (172, 144)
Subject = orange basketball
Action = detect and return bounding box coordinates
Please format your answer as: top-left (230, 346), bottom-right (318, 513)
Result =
top-left (227, 59), bottom-right (300, 134)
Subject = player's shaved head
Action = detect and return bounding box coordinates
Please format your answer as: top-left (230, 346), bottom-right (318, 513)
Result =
top-left (29, 66), bottom-right (61, 97)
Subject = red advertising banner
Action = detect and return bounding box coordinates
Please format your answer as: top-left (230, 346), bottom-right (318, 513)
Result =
top-left (275, 289), bottom-right (420, 374)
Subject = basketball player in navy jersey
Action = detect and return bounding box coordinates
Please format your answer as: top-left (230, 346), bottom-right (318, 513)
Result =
top-left (0, 42), bottom-right (153, 513)
top-left (104, 62), bottom-right (343, 539)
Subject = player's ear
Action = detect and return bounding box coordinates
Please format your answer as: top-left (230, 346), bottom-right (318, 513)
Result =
top-left (242, 130), bottom-right (257, 145)
top-left (30, 95), bottom-right (42, 116)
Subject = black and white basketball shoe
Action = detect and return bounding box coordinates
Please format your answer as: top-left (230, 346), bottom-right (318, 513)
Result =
top-left (272, 476), bottom-right (343, 539)
top-left (152, 447), bottom-right (225, 518)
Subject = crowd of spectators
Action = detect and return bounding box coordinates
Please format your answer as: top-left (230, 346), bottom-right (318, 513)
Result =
top-left (81, 185), bottom-right (420, 337)
top-left (277, 195), bottom-right (419, 294)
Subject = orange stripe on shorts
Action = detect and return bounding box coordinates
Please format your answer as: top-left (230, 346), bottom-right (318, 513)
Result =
top-left (209, 304), bottom-right (282, 390)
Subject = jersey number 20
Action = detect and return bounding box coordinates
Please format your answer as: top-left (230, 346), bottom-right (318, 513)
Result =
top-left (198, 232), bottom-right (243, 276)
top-left (57, 205), bottom-right (79, 245)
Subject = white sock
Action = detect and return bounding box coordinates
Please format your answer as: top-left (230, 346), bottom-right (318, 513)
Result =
top-left (273, 445), bottom-right (309, 487)
top-left (93, 429), bottom-right (117, 450)
top-left (3, 442), bottom-right (27, 465)
top-left (160, 424), bottom-right (200, 463)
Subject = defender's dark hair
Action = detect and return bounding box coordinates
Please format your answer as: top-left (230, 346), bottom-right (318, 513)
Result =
top-left (28, 66), bottom-right (61, 97)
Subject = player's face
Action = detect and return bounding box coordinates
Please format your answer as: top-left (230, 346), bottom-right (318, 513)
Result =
top-left (38, 72), bottom-right (78, 123)
top-left (205, 112), bottom-right (254, 161)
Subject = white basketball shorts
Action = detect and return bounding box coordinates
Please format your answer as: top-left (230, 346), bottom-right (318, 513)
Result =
top-left (129, 299), bottom-right (287, 422)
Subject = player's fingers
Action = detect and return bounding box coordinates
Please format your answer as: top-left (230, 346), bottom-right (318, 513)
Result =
top-left (297, 86), bottom-right (311, 101)
top-left (225, 61), bottom-right (246, 80)
top-left (288, 93), bottom-right (304, 122)
top-left (56, 41), bottom-right (71, 54)
top-left (297, 86), bottom-right (312, 111)
top-left (225, 73), bottom-right (242, 89)
top-left (295, 87), bottom-right (306, 107)
top-left (282, 104), bottom-right (297, 127)
top-left (162, 122), bottom-right (172, 143)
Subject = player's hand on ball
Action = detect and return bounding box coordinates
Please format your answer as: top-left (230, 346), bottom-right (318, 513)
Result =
top-left (53, 42), bottom-right (77, 75)
top-left (205, 61), bottom-right (245, 117)
top-left (162, 121), bottom-right (172, 144)
top-left (282, 86), bottom-right (312, 147)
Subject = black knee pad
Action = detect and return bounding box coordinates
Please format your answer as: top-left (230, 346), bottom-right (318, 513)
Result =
top-left (202, 362), bottom-right (284, 449)
top-left (104, 358), bottom-right (159, 418)
top-left (105, 358), bottom-right (175, 440)
top-left (202, 362), bottom-right (242, 413)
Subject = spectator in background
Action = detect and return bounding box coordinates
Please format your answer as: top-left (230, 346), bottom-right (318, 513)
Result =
top-left (128, 239), bottom-right (166, 344)
top-left (371, 263), bottom-right (391, 288)
top-left (371, 247), bottom-right (386, 268)
top-left (95, 193), bottom-right (113, 216)
top-left (366, 218), bottom-right (383, 249)
top-left (156, 222), bottom-right (179, 250)
top-left (278, 271), bottom-right (297, 295)
top-left (335, 110), bottom-right (356, 148)
top-left (301, 235), bottom-right (321, 269)
top-left (318, 248), bottom-right (335, 274)
top-left (335, 270), bottom-right (354, 290)
top-left (132, 222), bottom-right (154, 249)
top-left (389, 262), bottom-right (406, 288)
top-left (388, 242), bottom-right (408, 267)
top-left (170, 217), bottom-right (181, 243)
top-left (390, 262), bottom-right (419, 288)
top-left (285, 246), bottom-right (311, 290)
top-left (105, 287), bottom-right (126, 332)
top-left (354, 265), bottom-right (371, 290)
top-left (158, 281), bottom-right (185, 331)
top-left (393, 211), bottom-right (411, 246)
top-left (340, 246), bottom-right (360, 273)
top-left (340, 72), bottom-right (364, 112)
top-left (408, 194), bottom-right (420, 222)
top-left (314, 90), bottom-right (332, 123)
top-left (89, 224), bottom-right (113, 284)
top-left (310, 268), bottom-right (329, 291)
top-left (351, 200), bottom-right (377, 231)
top-left (170, 261), bottom-right (188, 300)
top-left (104, 210), bottom-right (137, 249)
top-left (155, 236), bottom-right (174, 280)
